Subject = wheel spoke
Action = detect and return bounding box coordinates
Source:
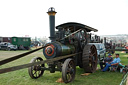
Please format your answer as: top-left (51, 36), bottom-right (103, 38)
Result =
top-left (35, 72), bottom-right (37, 77)
top-left (34, 70), bottom-right (37, 75)
top-left (91, 46), bottom-right (96, 54)
top-left (68, 63), bottom-right (72, 68)
top-left (93, 60), bottom-right (97, 63)
top-left (89, 57), bottom-right (92, 61)
top-left (39, 71), bottom-right (42, 75)
top-left (67, 73), bottom-right (71, 80)
top-left (92, 52), bottom-right (96, 56)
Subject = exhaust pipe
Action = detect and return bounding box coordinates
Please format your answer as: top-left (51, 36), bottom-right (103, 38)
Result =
top-left (47, 7), bottom-right (57, 42)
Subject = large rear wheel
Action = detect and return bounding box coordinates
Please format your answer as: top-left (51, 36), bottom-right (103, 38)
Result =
top-left (82, 44), bottom-right (98, 73)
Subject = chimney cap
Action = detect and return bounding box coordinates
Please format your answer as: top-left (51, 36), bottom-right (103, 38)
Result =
top-left (48, 7), bottom-right (56, 12)
top-left (47, 7), bottom-right (57, 16)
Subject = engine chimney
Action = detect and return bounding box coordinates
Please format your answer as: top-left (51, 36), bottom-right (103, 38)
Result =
top-left (47, 7), bottom-right (57, 42)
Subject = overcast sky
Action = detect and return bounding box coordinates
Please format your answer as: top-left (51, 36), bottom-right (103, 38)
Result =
top-left (0, 0), bottom-right (128, 38)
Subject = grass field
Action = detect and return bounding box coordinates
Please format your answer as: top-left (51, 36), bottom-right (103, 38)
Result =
top-left (0, 50), bottom-right (128, 85)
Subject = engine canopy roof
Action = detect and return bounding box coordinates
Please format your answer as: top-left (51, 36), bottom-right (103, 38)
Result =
top-left (56, 22), bottom-right (98, 32)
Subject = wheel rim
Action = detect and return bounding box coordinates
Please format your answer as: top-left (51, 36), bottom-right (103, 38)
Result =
top-left (89, 45), bottom-right (97, 72)
top-left (66, 60), bottom-right (75, 82)
top-left (62, 59), bottom-right (76, 83)
top-left (28, 57), bottom-right (44, 79)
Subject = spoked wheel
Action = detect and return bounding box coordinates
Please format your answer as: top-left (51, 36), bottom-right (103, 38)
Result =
top-left (62, 58), bottom-right (76, 83)
top-left (82, 44), bottom-right (97, 73)
top-left (78, 29), bottom-right (87, 50)
top-left (28, 57), bottom-right (45, 79)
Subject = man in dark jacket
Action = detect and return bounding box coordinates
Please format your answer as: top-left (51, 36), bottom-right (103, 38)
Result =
top-left (100, 54), bottom-right (113, 70)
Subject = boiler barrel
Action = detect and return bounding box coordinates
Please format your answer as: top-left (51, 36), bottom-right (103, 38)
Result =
top-left (43, 42), bottom-right (75, 59)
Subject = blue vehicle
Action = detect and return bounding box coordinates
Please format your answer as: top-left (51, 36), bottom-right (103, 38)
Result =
top-left (89, 43), bottom-right (106, 62)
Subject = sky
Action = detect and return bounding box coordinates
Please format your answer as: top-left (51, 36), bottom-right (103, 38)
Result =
top-left (0, 0), bottom-right (128, 38)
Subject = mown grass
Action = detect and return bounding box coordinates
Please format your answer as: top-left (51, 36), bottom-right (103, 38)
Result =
top-left (0, 50), bottom-right (128, 85)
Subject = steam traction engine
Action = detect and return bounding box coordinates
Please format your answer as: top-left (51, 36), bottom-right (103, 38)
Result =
top-left (28, 7), bottom-right (98, 83)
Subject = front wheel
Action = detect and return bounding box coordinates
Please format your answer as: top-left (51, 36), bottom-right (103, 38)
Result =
top-left (28, 57), bottom-right (45, 79)
top-left (62, 58), bottom-right (76, 83)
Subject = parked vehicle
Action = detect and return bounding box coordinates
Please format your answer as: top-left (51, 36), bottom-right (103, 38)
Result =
top-left (11, 37), bottom-right (31, 50)
top-left (89, 43), bottom-right (106, 62)
top-left (0, 42), bottom-right (17, 51)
